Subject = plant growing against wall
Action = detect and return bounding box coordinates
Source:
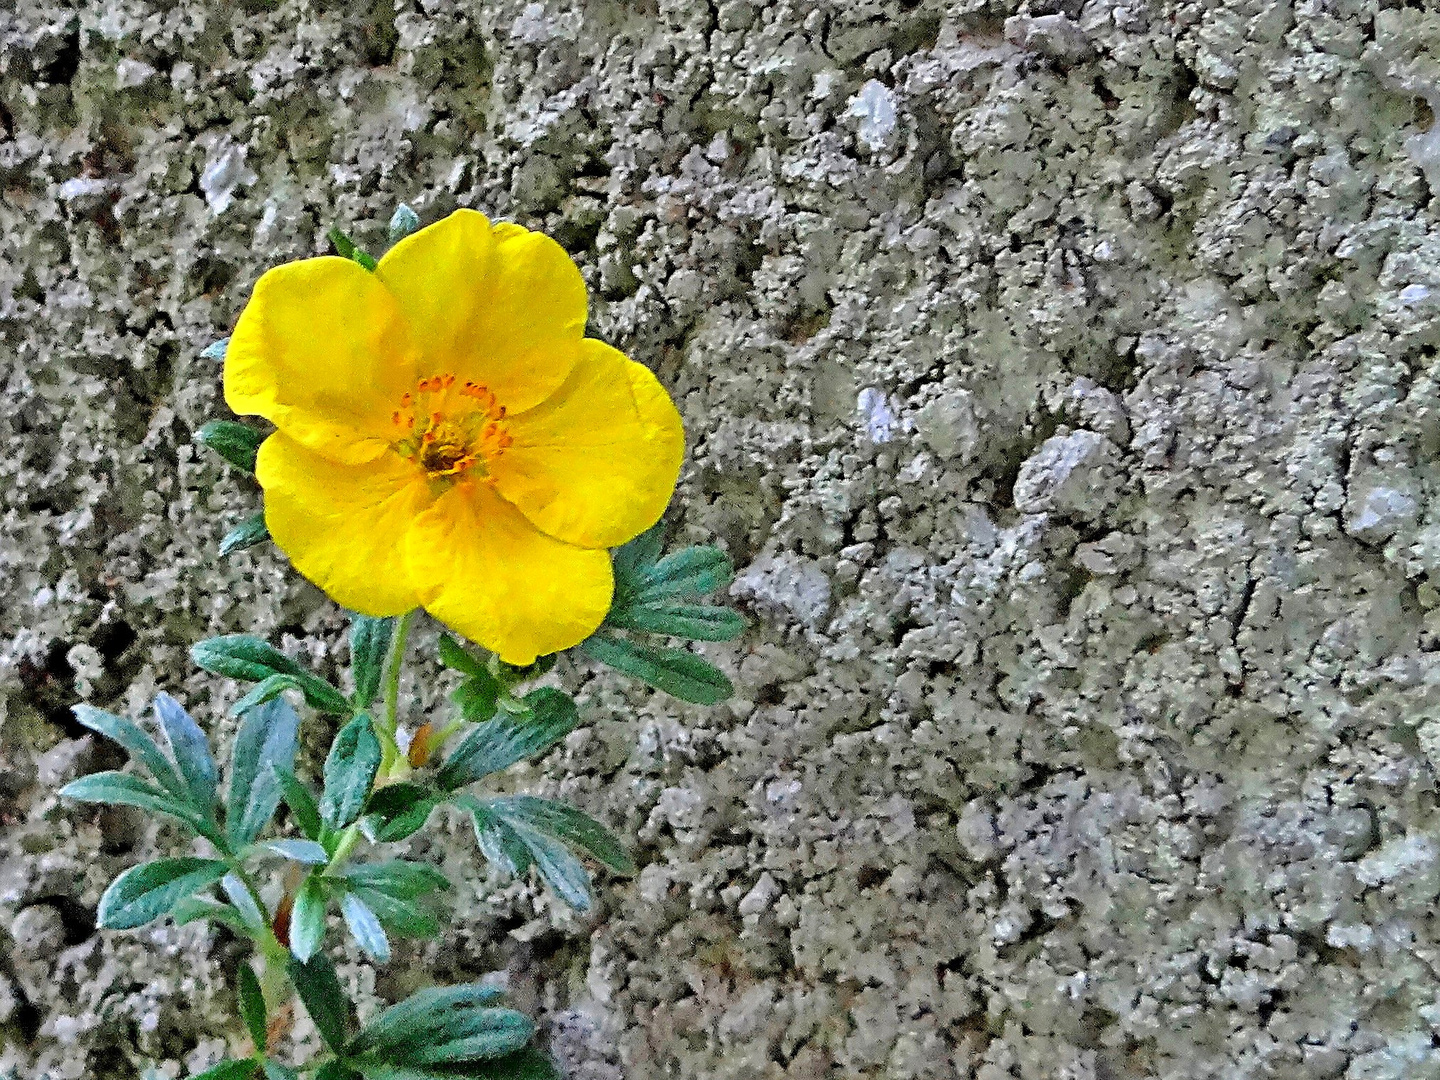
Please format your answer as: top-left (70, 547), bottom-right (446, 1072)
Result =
top-left (59, 207), bottom-right (744, 1079)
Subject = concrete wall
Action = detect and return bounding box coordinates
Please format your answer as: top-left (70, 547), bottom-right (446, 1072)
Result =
top-left (5, 0), bottom-right (1440, 1077)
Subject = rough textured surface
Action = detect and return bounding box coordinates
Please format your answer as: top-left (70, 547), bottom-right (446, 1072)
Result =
top-left (4, 1), bottom-right (1440, 1077)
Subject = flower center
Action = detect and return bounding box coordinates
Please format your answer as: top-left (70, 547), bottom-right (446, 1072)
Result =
top-left (391, 373), bottom-right (511, 480)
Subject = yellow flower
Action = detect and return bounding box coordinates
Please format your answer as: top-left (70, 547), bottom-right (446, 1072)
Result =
top-left (223, 209), bottom-right (683, 665)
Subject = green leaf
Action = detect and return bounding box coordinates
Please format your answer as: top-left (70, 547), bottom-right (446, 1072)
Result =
top-left (196, 420), bottom-right (264, 473)
top-left (489, 796), bottom-right (635, 875)
top-left (221, 514), bottom-right (270, 556)
top-left (315, 1062), bottom-right (363, 1080)
top-left (459, 797), bottom-right (532, 878)
top-left (72, 703), bottom-right (185, 797)
top-left (347, 887), bottom-right (441, 940)
top-left (329, 226), bottom-right (378, 271)
top-left (262, 839), bottom-right (330, 865)
top-left (437, 635), bottom-right (487, 678)
top-left (173, 896), bottom-right (251, 935)
top-left (388, 204), bottom-right (420, 244)
top-left (189, 1061), bottom-right (259, 1080)
top-left (98, 857), bottom-right (229, 930)
top-left (350, 616), bottom-right (395, 708)
top-left (640, 546), bottom-right (734, 600)
top-left (275, 767), bottom-right (323, 841)
top-left (483, 1049), bottom-right (561, 1080)
top-left (290, 877), bottom-right (327, 962)
top-left (351, 1050), bottom-right (558, 1080)
top-left (229, 674), bottom-right (304, 716)
top-left (227, 696), bottom-right (301, 846)
top-left (193, 635), bottom-right (304, 681)
top-left (606, 602), bottom-right (746, 642)
top-left (612, 524), bottom-right (664, 586)
top-left (288, 952), bottom-right (353, 1051)
top-left (191, 636), bottom-right (350, 714)
top-left (346, 984), bottom-right (509, 1057)
top-left (340, 891), bottom-right (390, 962)
top-left (200, 337), bottom-right (230, 362)
top-left (404, 1009), bottom-right (534, 1066)
top-left (434, 688), bottom-right (579, 792)
top-left (154, 692), bottom-right (218, 814)
top-left (60, 772), bottom-right (204, 830)
top-left (361, 783), bottom-right (436, 842)
top-left (340, 861), bottom-right (450, 899)
top-left (222, 873), bottom-right (270, 934)
top-left (451, 671), bottom-right (501, 725)
top-left (504, 819), bottom-right (592, 912)
top-left (263, 1062), bottom-right (300, 1080)
top-left (580, 635), bottom-right (732, 705)
top-left (237, 962), bottom-right (268, 1053)
top-left (322, 714), bottom-right (382, 829)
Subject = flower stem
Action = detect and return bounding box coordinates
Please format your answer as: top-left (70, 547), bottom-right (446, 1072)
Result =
top-left (376, 609), bottom-right (417, 776)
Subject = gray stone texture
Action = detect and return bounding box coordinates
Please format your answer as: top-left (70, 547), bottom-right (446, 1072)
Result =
top-left (4, 0), bottom-right (1440, 1077)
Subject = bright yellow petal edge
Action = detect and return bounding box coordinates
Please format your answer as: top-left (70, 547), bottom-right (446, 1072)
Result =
top-left (228, 210), bottom-right (683, 662)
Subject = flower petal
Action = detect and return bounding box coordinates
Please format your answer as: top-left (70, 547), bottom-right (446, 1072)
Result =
top-left (375, 210), bottom-right (586, 413)
top-left (404, 482), bottom-right (613, 665)
top-left (489, 339), bottom-right (684, 549)
top-left (226, 257), bottom-right (418, 465)
top-left (256, 434), bottom-right (432, 615)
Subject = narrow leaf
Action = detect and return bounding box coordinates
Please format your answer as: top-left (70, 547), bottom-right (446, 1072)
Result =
top-left (237, 963), bottom-right (268, 1053)
top-left (229, 674), bottom-right (303, 716)
top-left (489, 796), bottom-right (635, 874)
top-left (60, 772), bottom-right (203, 829)
top-left (606, 603), bottom-right (746, 642)
top-left (290, 877), bottom-right (327, 962)
top-left (506, 819), bottom-right (593, 912)
top-left (388, 203), bottom-right (420, 244)
top-left (98, 857), bottom-right (229, 930)
top-left (460, 798), bottom-right (532, 878)
top-left (287, 952), bottom-right (353, 1051)
top-left (340, 861), bottom-right (450, 899)
top-left (173, 896), bottom-right (251, 935)
top-left (349, 615), bottom-right (395, 708)
top-left (72, 704), bottom-right (184, 797)
top-left (483, 1049), bottom-right (562, 1080)
top-left (263, 1062), bottom-right (300, 1080)
top-left (200, 337), bottom-right (230, 362)
top-left (227, 696), bottom-right (301, 846)
top-left (340, 891), bottom-right (390, 962)
top-left (321, 714), bottom-right (382, 829)
top-left (315, 1063), bottom-right (362, 1080)
top-left (580, 635), bottom-right (732, 705)
top-left (193, 635), bottom-right (304, 683)
top-left (346, 984), bottom-right (507, 1056)
top-left (222, 873), bottom-right (270, 934)
top-left (154, 692), bottom-right (218, 813)
top-left (405, 1009), bottom-right (534, 1065)
top-left (361, 783), bottom-right (436, 843)
top-left (612, 524), bottom-right (664, 587)
top-left (434, 688), bottom-right (580, 791)
top-left (639, 546), bottom-right (734, 600)
top-left (328, 226), bottom-right (377, 271)
top-left (189, 1062), bottom-right (259, 1080)
top-left (262, 839), bottom-right (330, 865)
top-left (196, 420), bottom-right (264, 473)
top-left (275, 767), bottom-right (323, 841)
top-left (348, 888), bottom-right (441, 940)
top-left (221, 514), bottom-right (270, 555)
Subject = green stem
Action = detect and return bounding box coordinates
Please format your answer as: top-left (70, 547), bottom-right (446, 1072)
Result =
top-left (376, 609), bottom-right (417, 775)
top-left (323, 824), bottom-right (363, 877)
